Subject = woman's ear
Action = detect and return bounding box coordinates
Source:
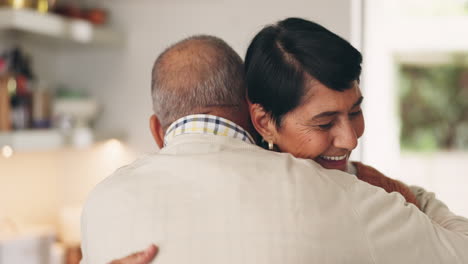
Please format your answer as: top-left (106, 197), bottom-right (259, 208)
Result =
top-left (248, 103), bottom-right (278, 142)
top-left (149, 115), bottom-right (165, 149)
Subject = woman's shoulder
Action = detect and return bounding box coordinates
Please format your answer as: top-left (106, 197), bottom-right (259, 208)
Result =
top-left (350, 161), bottom-right (385, 178)
top-left (350, 161), bottom-right (420, 208)
top-left (350, 161), bottom-right (398, 189)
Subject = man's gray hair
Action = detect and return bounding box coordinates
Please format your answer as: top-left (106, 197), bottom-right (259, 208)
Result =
top-left (151, 35), bottom-right (246, 128)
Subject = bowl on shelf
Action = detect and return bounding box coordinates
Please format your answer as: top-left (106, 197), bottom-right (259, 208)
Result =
top-left (53, 98), bottom-right (98, 128)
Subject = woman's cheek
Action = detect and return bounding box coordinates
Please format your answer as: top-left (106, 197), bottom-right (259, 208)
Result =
top-left (353, 114), bottom-right (365, 138)
top-left (281, 132), bottom-right (327, 159)
top-left (308, 135), bottom-right (330, 158)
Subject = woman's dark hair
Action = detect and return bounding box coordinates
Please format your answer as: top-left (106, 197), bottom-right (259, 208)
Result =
top-left (245, 17), bottom-right (363, 127)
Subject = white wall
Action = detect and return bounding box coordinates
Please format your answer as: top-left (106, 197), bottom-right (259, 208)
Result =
top-left (361, 0), bottom-right (400, 177)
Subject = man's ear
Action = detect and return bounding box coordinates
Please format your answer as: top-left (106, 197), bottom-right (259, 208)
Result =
top-left (248, 103), bottom-right (277, 142)
top-left (149, 115), bottom-right (165, 149)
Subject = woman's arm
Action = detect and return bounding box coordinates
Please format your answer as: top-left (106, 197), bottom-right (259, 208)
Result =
top-left (410, 185), bottom-right (468, 235)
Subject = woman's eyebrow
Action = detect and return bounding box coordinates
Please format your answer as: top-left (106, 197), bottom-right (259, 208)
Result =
top-left (311, 111), bottom-right (339, 121)
top-left (309, 96), bottom-right (364, 121)
top-left (352, 96), bottom-right (364, 108)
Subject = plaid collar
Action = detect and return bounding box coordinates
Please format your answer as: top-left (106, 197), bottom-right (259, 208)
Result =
top-left (164, 114), bottom-right (256, 146)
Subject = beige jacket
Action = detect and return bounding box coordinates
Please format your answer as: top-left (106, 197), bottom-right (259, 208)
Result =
top-left (81, 134), bottom-right (468, 264)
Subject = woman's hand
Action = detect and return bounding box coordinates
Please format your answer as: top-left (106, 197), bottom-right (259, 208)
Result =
top-left (108, 244), bottom-right (158, 264)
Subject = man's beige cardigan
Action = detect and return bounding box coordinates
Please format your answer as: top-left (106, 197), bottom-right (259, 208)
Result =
top-left (81, 134), bottom-right (468, 264)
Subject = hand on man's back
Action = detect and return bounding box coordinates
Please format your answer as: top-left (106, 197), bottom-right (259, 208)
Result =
top-left (108, 244), bottom-right (158, 264)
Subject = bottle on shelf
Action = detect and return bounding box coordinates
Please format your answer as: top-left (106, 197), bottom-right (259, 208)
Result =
top-left (0, 51), bottom-right (11, 132)
top-left (0, 75), bottom-right (11, 131)
top-left (10, 75), bottom-right (32, 130)
top-left (9, 47), bottom-right (34, 130)
top-left (32, 81), bottom-right (52, 129)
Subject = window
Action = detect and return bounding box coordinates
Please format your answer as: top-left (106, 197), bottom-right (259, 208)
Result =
top-left (399, 62), bottom-right (468, 151)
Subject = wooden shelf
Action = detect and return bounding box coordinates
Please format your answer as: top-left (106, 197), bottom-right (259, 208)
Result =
top-left (0, 8), bottom-right (122, 45)
top-left (0, 129), bottom-right (126, 152)
top-left (0, 8), bottom-right (125, 153)
top-left (0, 129), bottom-right (64, 152)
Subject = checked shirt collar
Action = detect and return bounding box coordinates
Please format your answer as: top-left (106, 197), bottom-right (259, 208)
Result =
top-left (164, 114), bottom-right (255, 146)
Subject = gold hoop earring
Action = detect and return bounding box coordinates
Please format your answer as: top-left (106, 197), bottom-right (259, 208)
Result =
top-left (268, 141), bottom-right (274, 150)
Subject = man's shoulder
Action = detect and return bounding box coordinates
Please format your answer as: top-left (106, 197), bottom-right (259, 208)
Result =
top-left (162, 136), bottom-right (360, 192)
top-left (83, 154), bottom-right (157, 208)
top-left (83, 141), bottom-right (362, 212)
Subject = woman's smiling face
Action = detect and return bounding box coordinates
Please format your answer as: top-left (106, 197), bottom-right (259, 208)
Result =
top-left (270, 80), bottom-right (365, 172)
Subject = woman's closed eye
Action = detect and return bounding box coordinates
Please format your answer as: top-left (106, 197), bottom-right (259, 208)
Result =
top-left (317, 122), bottom-right (334, 130)
top-left (349, 109), bottom-right (362, 118)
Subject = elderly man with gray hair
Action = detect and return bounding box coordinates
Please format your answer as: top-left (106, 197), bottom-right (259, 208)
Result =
top-left (81, 35), bottom-right (468, 264)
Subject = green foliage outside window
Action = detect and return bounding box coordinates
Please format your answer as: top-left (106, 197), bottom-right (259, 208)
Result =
top-left (399, 64), bottom-right (468, 151)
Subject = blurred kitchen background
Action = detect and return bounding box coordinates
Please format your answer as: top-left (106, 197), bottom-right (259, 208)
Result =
top-left (0, 0), bottom-right (467, 263)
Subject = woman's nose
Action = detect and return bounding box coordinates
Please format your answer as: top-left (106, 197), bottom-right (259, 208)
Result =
top-left (333, 121), bottom-right (358, 151)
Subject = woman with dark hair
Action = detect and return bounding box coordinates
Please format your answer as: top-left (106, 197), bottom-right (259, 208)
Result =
top-left (246, 17), bottom-right (419, 206)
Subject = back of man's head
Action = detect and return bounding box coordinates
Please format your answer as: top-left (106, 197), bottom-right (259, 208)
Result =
top-left (151, 35), bottom-right (246, 129)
